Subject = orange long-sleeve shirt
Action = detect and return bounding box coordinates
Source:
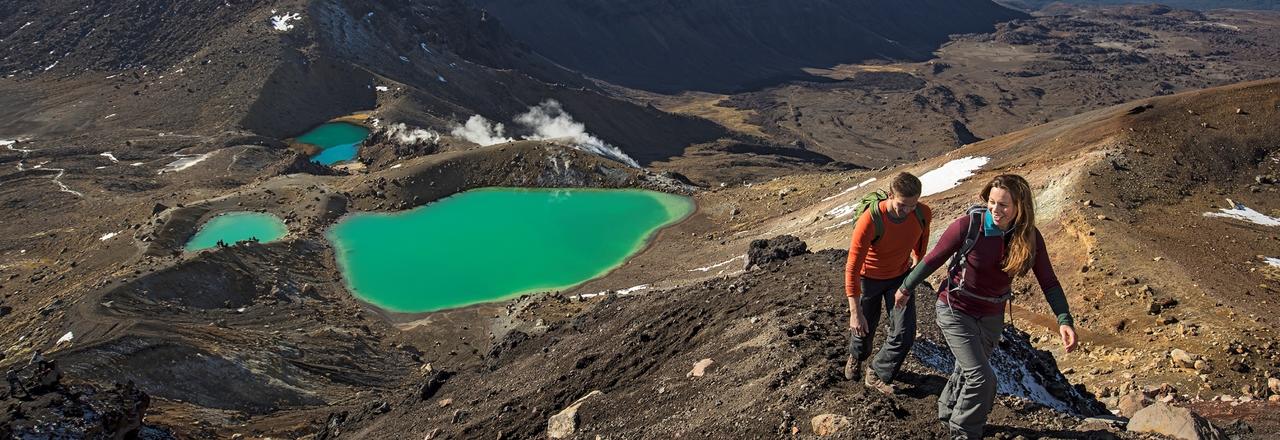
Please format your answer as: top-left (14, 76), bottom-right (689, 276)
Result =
top-left (844, 200), bottom-right (932, 297)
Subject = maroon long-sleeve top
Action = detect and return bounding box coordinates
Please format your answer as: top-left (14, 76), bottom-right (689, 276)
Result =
top-left (901, 212), bottom-right (1073, 326)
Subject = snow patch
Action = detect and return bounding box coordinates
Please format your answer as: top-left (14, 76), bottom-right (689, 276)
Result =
top-left (920, 156), bottom-right (990, 197)
top-left (586, 285), bottom-right (655, 299)
top-left (913, 332), bottom-right (1085, 415)
top-left (100, 152), bottom-right (119, 162)
top-left (159, 151), bottom-right (215, 174)
top-left (56, 331), bottom-right (73, 345)
top-left (827, 204), bottom-right (857, 218)
top-left (617, 284), bottom-right (649, 295)
top-left (1, 139), bottom-right (32, 154)
top-left (389, 164), bottom-right (402, 169)
top-left (437, 74), bottom-right (447, 83)
top-left (51, 169), bottom-right (82, 197)
top-left (1265, 257), bottom-right (1280, 268)
top-left (689, 254), bottom-right (746, 272)
top-left (271, 12), bottom-right (301, 32)
top-left (99, 232), bottom-right (118, 241)
top-left (26, 163), bottom-right (83, 197)
top-left (1204, 204), bottom-right (1280, 227)
top-left (821, 177), bottom-right (877, 202)
top-left (1190, 21), bottom-right (1240, 31)
top-left (577, 284), bottom-right (651, 300)
top-left (375, 86), bottom-right (389, 92)
top-left (823, 218), bottom-right (855, 230)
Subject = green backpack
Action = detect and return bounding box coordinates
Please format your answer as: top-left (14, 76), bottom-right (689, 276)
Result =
top-left (853, 190), bottom-right (926, 244)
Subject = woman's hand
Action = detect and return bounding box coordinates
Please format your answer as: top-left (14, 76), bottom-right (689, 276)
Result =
top-left (894, 288), bottom-right (911, 309)
top-left (1059, 325), bottom-right (1078, 353)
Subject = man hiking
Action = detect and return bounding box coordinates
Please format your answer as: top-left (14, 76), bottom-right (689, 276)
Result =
top-left (843, 172), bottom-right (932, 394)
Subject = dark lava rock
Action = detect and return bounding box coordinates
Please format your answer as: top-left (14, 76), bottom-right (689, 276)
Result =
top-left (418, 370), bottom-right (453, 401)
top-left (2, 356), bottom-right (162, 439)
top-left (314, 411), bottom-right (349, 440)
top-left (659, 170), bottom-right (696, 187)
top-left (1127, 103), bottom-right (1154, 115)
top-left (279, 152), bottom-right (342, 176)
top-left (487, 331), bottom-right (531, 369)
top-left (746, 235), bottom-right (810, 268)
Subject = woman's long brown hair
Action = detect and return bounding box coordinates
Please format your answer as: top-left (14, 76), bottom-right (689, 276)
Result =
top-left (981, 174), bottom-right (1036, 278)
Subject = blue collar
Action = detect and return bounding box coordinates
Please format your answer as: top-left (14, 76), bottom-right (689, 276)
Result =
top-left (983, 211), bottom-right (1009, 237)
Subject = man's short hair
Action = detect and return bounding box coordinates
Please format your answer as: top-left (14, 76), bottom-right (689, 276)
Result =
top-left (890, 172), bottom-right (922, 198)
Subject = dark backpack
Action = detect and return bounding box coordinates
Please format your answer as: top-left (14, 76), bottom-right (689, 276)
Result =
top-left (852, 190), bottom-right (926, 244)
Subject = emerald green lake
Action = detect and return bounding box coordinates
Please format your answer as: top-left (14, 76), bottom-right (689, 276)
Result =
top-left (297, 122), bottom-right (371, 165)
top-left (186, 212), bottom-right (288, 251)
top-left (328, 188), bottom-right (694, 312)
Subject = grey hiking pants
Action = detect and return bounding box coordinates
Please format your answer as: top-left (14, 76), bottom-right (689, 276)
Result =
top-left (935, 299), bottom-right (1005, 439)
top-left (847, 272), bottom-right (915, 383)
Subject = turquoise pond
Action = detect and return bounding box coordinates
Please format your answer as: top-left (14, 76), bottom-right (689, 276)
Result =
top-left (297, 122), bottom-right (371, 165)
top-left (186, 212), bottom-right (288, 251)
top-left (327, 188), bottom-right (694, 312)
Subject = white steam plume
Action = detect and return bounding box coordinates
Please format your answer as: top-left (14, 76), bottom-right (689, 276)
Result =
top-left (515, 100), bottom-right (640, 167)
top-left (451, 100), bottom-right (641, 168)
top-left (384, 123), bottom-right (440, 144)
top-left (451, 115), bottom-right (512, 146)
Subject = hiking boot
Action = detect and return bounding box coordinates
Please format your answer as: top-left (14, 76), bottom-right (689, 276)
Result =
top-left (864, 369), bottom-right (895, 395)
top-left (843, 355), bottom-right (862, 381)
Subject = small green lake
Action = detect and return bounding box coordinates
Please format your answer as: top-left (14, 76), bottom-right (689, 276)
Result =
top-left (186, 212), bottom-right (288, 251)
top-left (328, 188), bottom-right (694, 312)
top-left (297, 122), bottom-right (371, 165)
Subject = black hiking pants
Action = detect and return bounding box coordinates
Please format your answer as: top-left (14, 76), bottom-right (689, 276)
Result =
top-left (847, 271), bottom-right (916, 383)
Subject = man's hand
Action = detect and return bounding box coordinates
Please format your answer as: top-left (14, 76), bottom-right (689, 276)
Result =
top-left (1059, 325), bottom-right (1079, 353)
top-left (893, 288), bottom-right (911, 309)
top-left (849, 306), bottom-right (868, 337)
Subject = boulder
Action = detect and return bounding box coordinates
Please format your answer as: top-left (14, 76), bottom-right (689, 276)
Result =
top-left (417, 369), bottom-right (452, 401)
top-left (547, 390), bottom-right (605, 439)
top-left (1170, 349), bottom-right (1196, 368)
top-left (746, 235), bottom-right (809, 268)
top-left (1115, 391), bottom-right (1151, 417)
top-left (687, 358), bottom-right (715, 378)
top-left (1127, 402), bottom-right (1224, 440)
top-left (811, 414), bottom-right (852, 436)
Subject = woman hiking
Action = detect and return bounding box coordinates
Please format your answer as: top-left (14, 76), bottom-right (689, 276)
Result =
top-left (894, 174), bottom-right (1078, 440)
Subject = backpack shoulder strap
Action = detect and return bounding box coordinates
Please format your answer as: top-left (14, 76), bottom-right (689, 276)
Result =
top-left (945, 206), bottom-right (987, 284)
top-left (869, 198), bottom-right (885, 244)
top-left (913, 205), bottom-right (926, 229)
top-left (958, 206), bottom-right (985, 256)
